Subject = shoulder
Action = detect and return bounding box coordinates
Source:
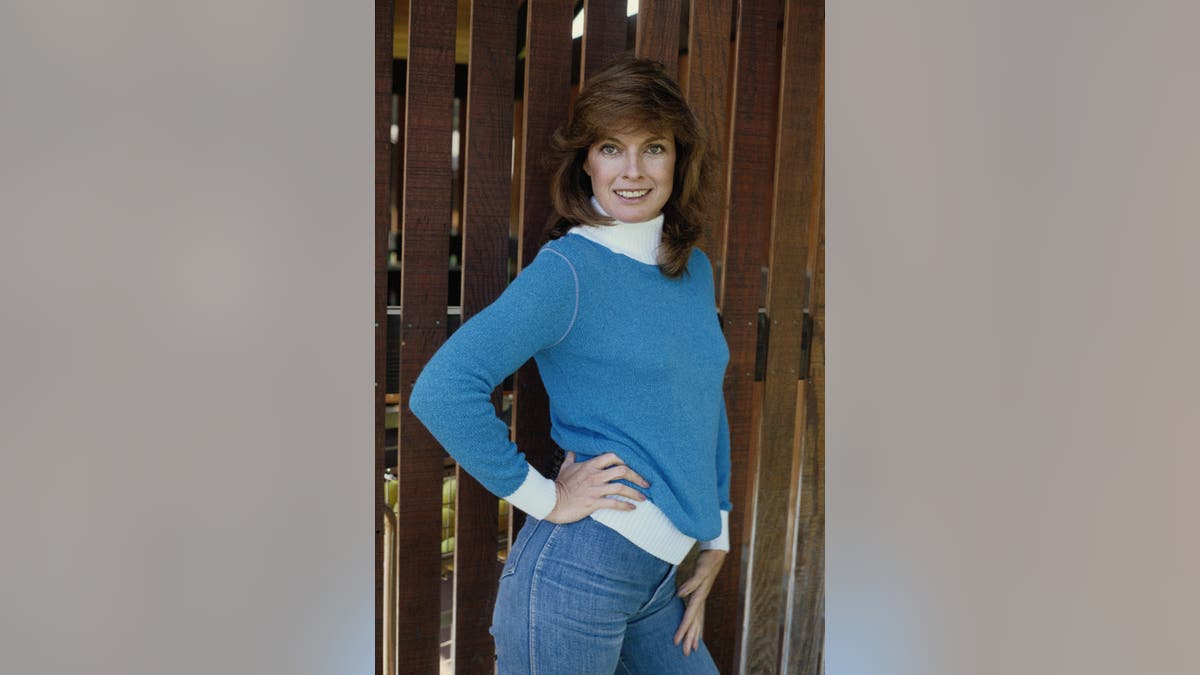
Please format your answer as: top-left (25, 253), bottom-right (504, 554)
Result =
top-left (687, 246), bottom-right (715, 277)
top-left (542, 232), bottom-right (592, 261)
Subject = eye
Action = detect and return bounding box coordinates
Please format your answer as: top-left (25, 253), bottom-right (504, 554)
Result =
top-left (645, 143), bottom-right (667, 155)
top-left (599, 144), bottom-right (620, 156)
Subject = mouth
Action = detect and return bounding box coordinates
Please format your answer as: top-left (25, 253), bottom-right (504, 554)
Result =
top-left (614, 188), bottom-right (651, 200)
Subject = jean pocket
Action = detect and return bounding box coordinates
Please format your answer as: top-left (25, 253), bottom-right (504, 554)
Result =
top-left (640, 563), bottom-right (679, 612)
top-left (500, 517), bottom-right (544, 579)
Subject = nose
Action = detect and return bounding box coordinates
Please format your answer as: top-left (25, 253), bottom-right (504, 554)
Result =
top-left (622, 153), bottom-right (643, 179)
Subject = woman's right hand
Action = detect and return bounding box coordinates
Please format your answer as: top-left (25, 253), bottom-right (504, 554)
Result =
top-left (545, 451), bottom-right (651, 524)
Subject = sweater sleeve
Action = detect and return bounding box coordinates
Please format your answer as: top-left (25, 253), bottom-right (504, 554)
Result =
top-left (408, 247), bottom-right (579, 519)
top-left (713, 396), bottom-right (732, 512)
top-left (699, 397), bottom-right (733, 551)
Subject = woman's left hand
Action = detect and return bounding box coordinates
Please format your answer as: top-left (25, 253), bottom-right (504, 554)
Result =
top-left (673, 548), bottom-right (727, 656)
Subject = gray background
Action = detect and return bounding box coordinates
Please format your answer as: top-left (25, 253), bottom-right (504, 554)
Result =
top-left (2, 1), bottom-right (1197, 674)
top-left (1, 2), bottom-right (373, 674)
top-left (829, 1), bottom-right (1200, 673)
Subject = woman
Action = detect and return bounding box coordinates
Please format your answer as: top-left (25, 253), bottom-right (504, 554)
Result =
top-left (410, 57), bottom-right (730, 674)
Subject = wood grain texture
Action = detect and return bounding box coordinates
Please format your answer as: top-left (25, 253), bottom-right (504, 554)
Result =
top-left (720, 0), bottom-right (782, 672)
top-left (396, 0), bottom-right (457, 671)
top-left (683, 0), bottom-right (733, 284)
top-left (375, 1), bottom-right (394, 674)
top-left (513, 0), bottom-right (573, 483)
top-left (507, 95), bottom-right (526, 544)
top-left (682, 2), bottom-right (742, 671)
top-left (745, 0), bottom-right (823, 671)
top-left (381, 507), bottom-right (398, 675)
top-left (452, 1), bottom-right (519, 671)
top-left (635, 0), bottom-right (682, 77)
top-left (785, 195), bottom-right (823, 675)
top-left (582, 0), bottom-right (628, 83)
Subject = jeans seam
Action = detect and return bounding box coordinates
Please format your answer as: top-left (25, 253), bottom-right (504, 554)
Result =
top-left (501, 517), bottom-right (543, 580)
top-left (527, 522), bottom-right (563, 675)
top-left (634, 563), bottom-right (677, 616)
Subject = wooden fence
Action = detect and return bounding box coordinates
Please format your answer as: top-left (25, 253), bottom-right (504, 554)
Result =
top-left (375, 1), bottom-right (823, 672)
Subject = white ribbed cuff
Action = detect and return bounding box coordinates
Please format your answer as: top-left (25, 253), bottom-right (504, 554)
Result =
top-left (502, 465), bottom-right (558, 520)
top-left (698, 510), bottom-right (730, 552)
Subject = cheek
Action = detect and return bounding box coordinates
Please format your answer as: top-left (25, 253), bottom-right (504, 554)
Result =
top-left (658, 159), bottom-right (677, 186)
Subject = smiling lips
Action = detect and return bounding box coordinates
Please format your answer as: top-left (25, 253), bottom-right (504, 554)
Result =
top-left (615, 188), bottom-right (651, 199)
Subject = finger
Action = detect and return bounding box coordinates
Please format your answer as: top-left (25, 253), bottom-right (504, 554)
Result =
top-left (603, 484), bottom-right (647, 502)
top-left (590, 452), bottom-right (624, 469)
top-left (677, 577), bottom-right (698, 598)
top-left (673, 617), bottom-right (688, 646)
top-left (678, 602), bottom-right (700, 639)
top-left (598, 464), bottom-right (651, 488)
top-left (594, 496), bottom-right (638, 512)
top-left (674, 603), bottom-right (699, 645)
top-left (562, 450), bottom-right (576, 466)
top-left (681, 576), bottom-right (711, 599)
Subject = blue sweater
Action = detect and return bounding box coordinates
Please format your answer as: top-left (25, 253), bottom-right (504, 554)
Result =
top-left (409, 231), bottom-right (732, 547)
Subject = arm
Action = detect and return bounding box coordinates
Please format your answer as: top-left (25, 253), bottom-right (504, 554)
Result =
top-left (677, 393), bottom-right (732, 655)
top-left (409, 247), bottom-right (648, 521)
top-left (698, 397), bottom-right (732, 551)
top-left (408, 248), bottom-right (575, 518)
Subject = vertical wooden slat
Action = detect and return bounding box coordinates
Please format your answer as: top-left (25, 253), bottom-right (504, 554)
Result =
top-left (683, 0), bottom-right (733, 286)
top-left (681, 2), bottom-right (741, 671)
top-left (382, 506), bottom-right (398, 675)
top-left (396, 0), bottom-right (457, 671)
top-left (512, 0), bottom-right (573, 505)
top-left (785, 196), bottom-right (824, 675)
top-left (506, 94), bottom-right (525, 544)
top-left (744, 0), bottom-right (823, 670)
top-left (635, 0), bottom-right (682, 76)
top-left (720, 0), bottom-right (782, 672)
top-left (582, 0), bottom-right (628, 82)
top-left (374, 1), bottom-right (394, 674)
top-left (453, 1), bottom-right (519, 671)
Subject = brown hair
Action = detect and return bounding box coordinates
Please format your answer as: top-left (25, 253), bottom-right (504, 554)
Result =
top-left (545, 57), bottom-right (716, 278)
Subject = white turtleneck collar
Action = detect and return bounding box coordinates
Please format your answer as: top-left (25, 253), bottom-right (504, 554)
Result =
top-left (567, 196), bottom-right (663, 266)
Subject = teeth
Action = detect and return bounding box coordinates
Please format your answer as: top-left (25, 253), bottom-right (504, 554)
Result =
top-left (615, 189), bottom-right (649, 198)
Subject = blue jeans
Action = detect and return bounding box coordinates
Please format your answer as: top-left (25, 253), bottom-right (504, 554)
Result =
top-left (491, 516), bottom-right (720, 674)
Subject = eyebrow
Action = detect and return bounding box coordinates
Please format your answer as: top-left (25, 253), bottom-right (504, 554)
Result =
top-left (600, 136), bottom-right (670, 145)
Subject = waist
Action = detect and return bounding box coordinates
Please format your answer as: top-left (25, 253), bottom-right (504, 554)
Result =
top-left (588, 496), bottom-right (696, 564)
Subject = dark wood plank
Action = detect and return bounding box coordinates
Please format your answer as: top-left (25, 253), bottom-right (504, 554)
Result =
top-left (718, 0), bottom-right (782, 671)
top-left (513, 0), bottom-right (573, 489)
top-left (785, 196), bottom-right (824, 675)
top-left (746, 0), bottom-right (823, 671)
top-left (396, 0), bottom-right (457, 671)
top-left (682, 0), bottom-right (733, 287)
top-left (635, 0), bottom-right (682, 77)
top-left (453, 0), bottom-right (519, 671)
top-left (506, 94), bottom-right (526, 544)
top-left (375, 2), bottom-right (394, 674)
top-left (582, 0), bottom-right (628, 82)
top-left (682, 2), bottom-right (741, 671)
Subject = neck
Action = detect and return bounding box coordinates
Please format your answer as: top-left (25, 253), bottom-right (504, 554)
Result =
top-left (567, 197), bottom-right (663, 265)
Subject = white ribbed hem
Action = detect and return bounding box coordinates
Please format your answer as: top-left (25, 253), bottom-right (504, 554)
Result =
top-left (698, 510), bottom-right (730, 551)
top-left (589, 498), bottom-right (697, 565)
top-left (502, 465), bottom-right (557, 520)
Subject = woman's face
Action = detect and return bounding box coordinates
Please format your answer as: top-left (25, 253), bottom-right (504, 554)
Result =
top-left (583, 129), bottom-right (675, 224)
